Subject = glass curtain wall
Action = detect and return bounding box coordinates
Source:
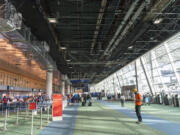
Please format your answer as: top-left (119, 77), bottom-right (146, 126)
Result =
top-left (93, 32), bottom-right (180, 95)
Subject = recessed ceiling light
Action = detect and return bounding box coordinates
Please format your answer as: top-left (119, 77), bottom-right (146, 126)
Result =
top-left (48, 18), bottom-right (57, 23)
top-left (128, 46), bottom-right (133, 49)
top-left (60, 46), bottom-right (66, 50)
top-left (153, 18), bottom-right (163, 24)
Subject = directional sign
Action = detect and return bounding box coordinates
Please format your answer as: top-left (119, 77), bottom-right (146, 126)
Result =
top-left (29, 102), bottom-right (36, 110)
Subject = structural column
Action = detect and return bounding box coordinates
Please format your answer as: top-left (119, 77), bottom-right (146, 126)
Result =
top-left (67, 85), bottom-right (71, 94)
top-left (134, 61), bottom-right (139, 91)
top-left (140, 57), bottom-right (154, 95)
top-left (62, 80), bottom-right (65, 96)
top-left (46, 70), bottom-right (53, 100)
top-left (70, 85), bottom-right (72, 94)
top-left (112, 76), bottom-right (117, 99)
top-left (164, 42), bottom-right (180, 87)
top-left (116, 73), bottom-right (121, 93)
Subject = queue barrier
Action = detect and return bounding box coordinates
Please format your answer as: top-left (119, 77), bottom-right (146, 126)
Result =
top-left (0, 101), bottom-right (53, 134)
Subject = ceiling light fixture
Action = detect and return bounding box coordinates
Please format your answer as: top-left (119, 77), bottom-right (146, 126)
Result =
top-left (48, 18), bottom-right (57, 23)
top-left (128, 46), bottom-right (133, 49)
top-left (153, 18), bottom-right (163, 24)
top-left (66, 59), bottom-right (71, 62)
top-left (60, 46), bottom-right (66, 50)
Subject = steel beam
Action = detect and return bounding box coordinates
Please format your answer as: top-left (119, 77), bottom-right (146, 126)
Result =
top-left (140, 57), bottom-right (154, 95)
top-left (90, 0), bottom-right (107, 54)
top-left (134, 61), bottom-right (139, 91)
top-left (67, 61), bottom-right (123, 65)
top-left (164, 42), bottom-right (180, 88)
top-left (151, 50), bottom-right (166, 91)
top-left (102, 0), bottom-right (140, 57)
top-left (116, 73), bottom-right (122, 93)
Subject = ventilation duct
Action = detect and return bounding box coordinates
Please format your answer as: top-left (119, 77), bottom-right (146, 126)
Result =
top-left (1, 23), bottom-right (56, 70)
top-left (0, 0), bottom-right (22, 32)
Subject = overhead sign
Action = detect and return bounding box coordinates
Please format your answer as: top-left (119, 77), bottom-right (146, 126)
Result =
top-left (75, 89), bottom-right (83, 93)
top-left (71, 80), bottom-right (89, 83)
top-left (29, 102), bottom-right (36, 110)
top-left (53, 94), bottom-right (63, 121)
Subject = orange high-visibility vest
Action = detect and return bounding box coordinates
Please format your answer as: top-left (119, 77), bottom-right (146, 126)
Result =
top-left (135, 93), bottom-right (142, 106)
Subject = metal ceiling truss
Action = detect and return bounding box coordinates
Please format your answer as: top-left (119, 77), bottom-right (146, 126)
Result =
top-left (9, 0), bottom-right (180, 84)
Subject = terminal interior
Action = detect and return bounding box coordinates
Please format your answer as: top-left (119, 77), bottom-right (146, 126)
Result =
top-left (0, 0), bottom-right (180, 135)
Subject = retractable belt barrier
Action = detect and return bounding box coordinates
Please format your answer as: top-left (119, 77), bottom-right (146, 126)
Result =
top-left (0, 101), bottom-right (53, 134)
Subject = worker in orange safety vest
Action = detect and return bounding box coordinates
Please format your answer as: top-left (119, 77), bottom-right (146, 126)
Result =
top-left (133, 88), bottom-right (142, 124)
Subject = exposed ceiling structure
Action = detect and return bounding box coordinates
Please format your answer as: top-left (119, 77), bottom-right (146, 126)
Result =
top-left (10, 0), bottom-right (180, 85)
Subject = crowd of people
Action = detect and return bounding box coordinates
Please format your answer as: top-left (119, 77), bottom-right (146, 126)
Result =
top-left (0, 95), bottom-right (46, 110)
top-left (0, 90), bottom-right (149, 124)
top-left (66, 93), bottom-right (92, 106)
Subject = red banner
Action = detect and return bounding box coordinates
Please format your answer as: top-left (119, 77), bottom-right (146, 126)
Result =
top-left (53, 94), bottom-right (63, 118)
top-left (29, 102), bottom-right (36, 110)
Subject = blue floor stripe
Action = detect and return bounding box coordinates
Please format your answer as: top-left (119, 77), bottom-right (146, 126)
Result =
top-left (39, 104), bottom-right (78, 135)
top-left (99, 101), bottom-right (180, 135)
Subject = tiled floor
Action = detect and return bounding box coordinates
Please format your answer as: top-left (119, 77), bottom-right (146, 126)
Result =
top-left (38, 101), bottom-right (180, 135)
top-left (39, 104), bottom-right (78, 135)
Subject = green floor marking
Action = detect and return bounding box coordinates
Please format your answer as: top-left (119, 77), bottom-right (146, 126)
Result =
top-left (108, 101), bottom-right (180, 124)
top-left (0, 110), bottom-right (51, 135)
top-left (74, 101), bottom-right (166, 135)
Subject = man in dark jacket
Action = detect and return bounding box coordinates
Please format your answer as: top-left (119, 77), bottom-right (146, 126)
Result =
top-left (3, 96), bottom-right (8, 110)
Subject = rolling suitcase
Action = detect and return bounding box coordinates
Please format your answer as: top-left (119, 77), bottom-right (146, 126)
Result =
top-left (82, 101), bottom-right (86, 106)
top-left (88, 102), bottom-right (92, 106)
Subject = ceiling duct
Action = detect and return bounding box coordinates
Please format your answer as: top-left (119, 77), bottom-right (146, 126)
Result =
top-left (90, 0), bottom-right (107, 54)
top-left (108, 2), bottom-right (146, 54)
top-left (143, 0), bottom-right (175, 22)
top-left (101, 0), bottom-right (140, 58)
top-left (3, 23), bottom-right (56, 70)
top-left (0, 0), bottom-right (22, 32)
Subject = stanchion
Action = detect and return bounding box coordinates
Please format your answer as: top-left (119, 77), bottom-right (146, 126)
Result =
top-left (40, 107), bottom-right (42, 129)
top-left (4, 109), bottom-right (7, 131)
top-left (2, 105), bottom-right (4, 116)
top-left (13, 104), bottom-right (15, 112)
top-left (27, 103), bottom-right (29, 116)
top-left (47, 105), bottom-right (50, 123)
top-left (29, 102), bottom-right (36, 135)
top-left (25, 104), bottom-right (28, 120)
top-left (16, 107), bottom-right (19, 125)
top-left (7, 104), bottom-right (10, 117)
top-left (31, 110), bottom-right (34, 135)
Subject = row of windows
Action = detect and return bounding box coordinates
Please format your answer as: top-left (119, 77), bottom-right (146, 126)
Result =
top-left (93, 32), bottom-right (180, 95)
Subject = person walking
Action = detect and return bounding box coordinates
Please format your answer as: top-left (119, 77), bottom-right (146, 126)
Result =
top-left (67, 94), bottom-right (71, 106)
top-left (145, 96), bottom-right (150, 106)
top-left (87, 94), bottom-right (91, 105)
top-left (3, 96), bottom-right (8, 110)
top-left (133, 88), bottom-right (142, 124)
top-left (120, 94), bottom-right (125, 107)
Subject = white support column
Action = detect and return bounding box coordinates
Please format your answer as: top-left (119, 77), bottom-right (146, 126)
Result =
top-left (68, 85), bottom-right (71, 94)
top-left (140, 57), bottom-right (154, 95)
top-left (62, 81), bottom-right (65, 96)
top-left (152, 50), bottom-right (166, 91)
top-left (164, 42), bottom-right (180, 87)
top-left (103, 82), bottom-right (107, 96)
top-left (70, 85), bottom-right (73, 93)
top-left (120, 70), bottom-right (125, 88)
top-left (46, 70), bottom-right (53, 100)
top-left (112, 76), bottom-right (117, 99)
top-left (134, 61), bottom-right (139, 91)
top-left (116, 73), bottom-right (122, 93)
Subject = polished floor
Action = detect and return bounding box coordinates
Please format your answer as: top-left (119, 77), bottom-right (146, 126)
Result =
top-left (39, 101), bottom-right (180, 135)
